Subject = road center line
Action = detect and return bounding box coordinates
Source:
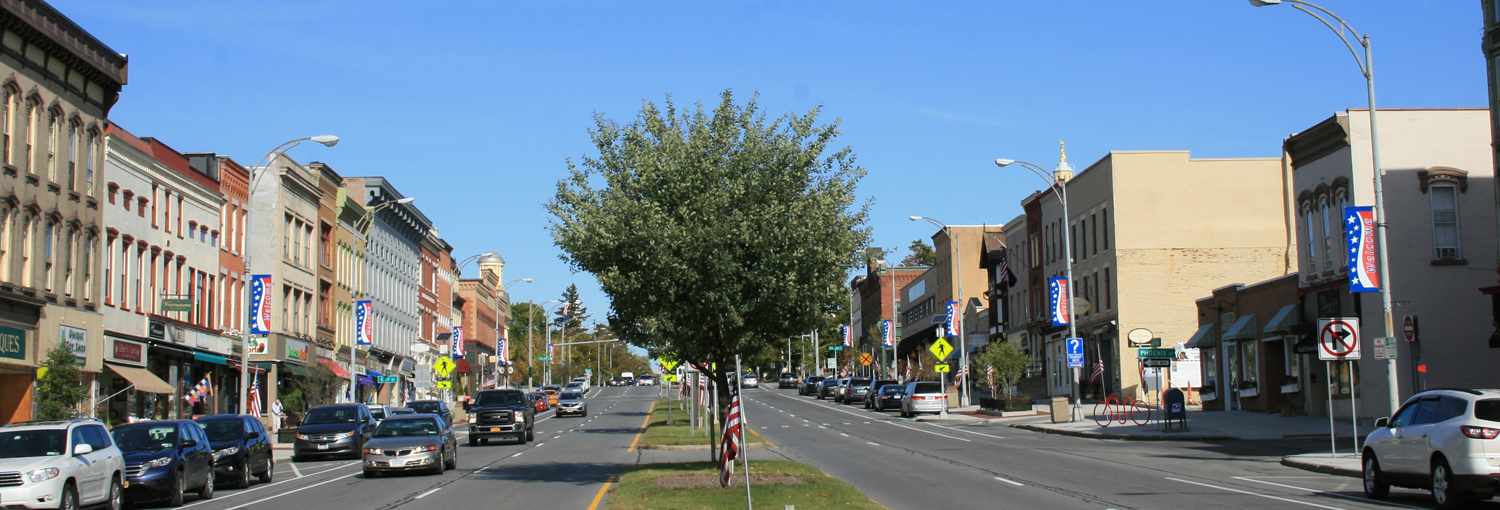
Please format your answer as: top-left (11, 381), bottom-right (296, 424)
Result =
top-left (221, 472), bottom-right (360, 510)
top-left (1164, 477), bottom-right (1347, 510)
top-left (994, 477), bottom-right (1024, 486)
top-left (414, 488), bottom-right (442, 499)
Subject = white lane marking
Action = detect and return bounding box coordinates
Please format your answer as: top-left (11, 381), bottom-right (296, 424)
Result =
top-left (840, 433), bottom-right (849, 437)
top-left (510, 452), bottom-right (522, 457)
top-left (994, 477), bottom-right (1024, 486)
top-left (181, 462), bottom-right (359, 508)
top-left (926, 423), bottom-right (1006, 439)
top-left (866, 441), bottom-right (879, 446)
top-left (415, 488), bottom-right (442, 499)
top-left (1164, 478), bottom-right (1346, 510)
top-left (476, 467), bottom-right (488, 472)
top-left (221, 472), bottom-right (360, 510)
top-left (781, 425), bottom-right (789, 428)
top-left (1231, 478), bottom-right (1425, 510)
top-left (880, 420), bottom-right (972, 442)
top-left (289, 462), bottom-right (303, 478)
top-left (536, 442), bottom-right (545, 446)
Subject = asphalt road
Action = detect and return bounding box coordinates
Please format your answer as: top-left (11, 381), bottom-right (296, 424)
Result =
top-left (744, 386), bottom-right (1500, 510)
top-left (123, 385), bottom-right (659, 510)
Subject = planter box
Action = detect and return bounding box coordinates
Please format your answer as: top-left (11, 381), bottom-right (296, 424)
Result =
top-left (979, 398), bottom-right (1032, 412)
top-left (1281, 383), bottom-right (1301, 393)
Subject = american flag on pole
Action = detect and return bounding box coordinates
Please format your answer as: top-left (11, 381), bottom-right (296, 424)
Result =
top-left (248, 378), bottom-right (263, 416)
top-left (718, 391), bottom-right (743, 487)
top-left (1090, 359), bottom-right (1106, 383)
top-left (698, 373), bottom-right (708, 409)
top-left (904, 358), bottom-right (912, 381)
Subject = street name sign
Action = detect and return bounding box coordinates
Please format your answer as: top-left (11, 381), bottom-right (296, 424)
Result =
top-left (538, 356), bottom-right (552, 361)
top-left (828, 346), bottom-right (844, 351)
top-left (161, 299), bottom-right (193, 312)
top-left (1066, 337), bottom-right (1084, 368)
top-left (929, 338), bottom-right (954, 360)
top-left (376, 376), bottom-right (398, 384)
top-left (1138, 348), bottom-right (1175, 359)
top-left (1317, 317), bottom-right (1361, 361)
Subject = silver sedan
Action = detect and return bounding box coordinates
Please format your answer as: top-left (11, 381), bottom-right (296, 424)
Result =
top-left (362, 415), bottom-right (458, 477)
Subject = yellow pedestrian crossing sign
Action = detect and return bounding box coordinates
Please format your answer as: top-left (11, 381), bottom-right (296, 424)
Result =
top-left (433, 356), bottom-right (456, 378)
top-left (435, 381), bottom-right (452, 389)
top-left (929, 338), bottom-right (954, 360)
top-left (660, 360), bottom-right (679, 371)
top-left (662, 374), bottom-right (678, 383)
top-left (934, 363), bottom-right (951, 373)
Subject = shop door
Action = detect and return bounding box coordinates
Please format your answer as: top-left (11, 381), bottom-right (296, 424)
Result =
top-left (1225, 341), bottom-right (1240, 411)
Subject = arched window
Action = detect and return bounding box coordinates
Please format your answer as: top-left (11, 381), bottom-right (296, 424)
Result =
top-left (1320, 198), bottom-right (1333, 269)
top-left (45, 110), bottom-right (57, 181)
top-left (0, 90), bottom-right (10, 165)
top-left (66, 123), bottom-right (77, 190)
top-left (1302, 202), bottom-right (1317, 273)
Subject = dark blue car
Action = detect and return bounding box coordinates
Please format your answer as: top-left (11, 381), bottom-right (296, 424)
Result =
top-left (195, 414), bottom-right (274, 488)
top-left (111, 420), bottom-right (215, 506)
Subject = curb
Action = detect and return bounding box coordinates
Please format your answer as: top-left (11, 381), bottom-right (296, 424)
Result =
top-left (914, 416), bottom-right (986, 424)
top-left (641, 442), bottom-right (770, 451)
top-left (1008, 423), bottom-right (1239, 441)
top-left (1280, 456), bottom-right (1360, 478)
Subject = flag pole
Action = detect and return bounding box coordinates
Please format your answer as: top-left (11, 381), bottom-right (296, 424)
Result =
top-left (737, 355), bottom-right (752, 509)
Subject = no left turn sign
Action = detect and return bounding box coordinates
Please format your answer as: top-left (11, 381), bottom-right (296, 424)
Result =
top-left (1318, 317), bottom-right (1361, 361)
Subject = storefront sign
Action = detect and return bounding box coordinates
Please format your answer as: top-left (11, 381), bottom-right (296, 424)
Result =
top-left (60, 326), bottom-right (87, 365)
top-left (246, 336), bottom-right (268, 355)
top-left (107, 337), bottom-right (147, 366)
top-left (0, 325), bottom-right (27, 362)
top-left (147, 320), bottom-right (166, 340)
top-left (286, 339), bottom-right (308, 362)
top-left (161, 299), bottom-right (193, 312)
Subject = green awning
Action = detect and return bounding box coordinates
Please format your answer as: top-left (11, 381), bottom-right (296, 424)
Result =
top-left (1184, 323), bottom-right (1216, 349)
top-left (1262, 304), bottom-right (1298, 334)
top-left (280, 363), bottom-right (311, 377)
top-left (1223, 314), bottom-right (1258, 341)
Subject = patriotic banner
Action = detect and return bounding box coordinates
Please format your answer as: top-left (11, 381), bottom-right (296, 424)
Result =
top-left (945, 301), bottom-right (960, 337)
top-left (249, 275), bottom-right (273, 335)
top-left (248, 378), bottom-right (263, 416)
top-left (184, 374), bottom-right (212, 406)
top-left (881, 319), bottom-right (895, 348)
top-left (547, 343), bottom-right (554, 358)
top-left (452, 326), bottom-right (465, 357)
top-left (718, 391), bottom-right (743, 487)
top-left (1344, 206), bottom-right (1380, 293)
top-left (498, 337), bottom-right (509, 364)
top-left (842, 325), bottom-right (852, 347)
top-left (1049, 276), bottom-right (1071, 326)
top-left (354, 300), bottom-right (373, 346)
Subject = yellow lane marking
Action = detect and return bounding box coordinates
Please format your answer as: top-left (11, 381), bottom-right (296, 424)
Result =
top-left (587, 475), bottom-right (617, 510)
top-left (627, 400), bottom-right (656, 452)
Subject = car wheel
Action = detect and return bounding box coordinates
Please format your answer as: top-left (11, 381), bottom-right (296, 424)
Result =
top-left (526, 426), bottom-right (535, 441)
top-left (168, 470), bottom-right (186, 507)
top-left (469, 435), bottom-right (479, 446)
top-left (259, 458), bottom-right (274, 484)
top-left (107, 476), bottom-right (123, 510)
top-left (432, 450), bottom-right (446, 475)
top-left (198, 466), bottom-right (215, 500)
top-left (1362, 453), bottom-right (1389, 500)
top-left (1432, 458), bottom-right (1465, 509)
top-left (59, 483), bottom-right (78, 510)
top-left (364, 469), bottom-right (379, 478)
top-left (445, 446), bottom-right (457, 470)
top-left (235, 459), bottom-right (252, 489)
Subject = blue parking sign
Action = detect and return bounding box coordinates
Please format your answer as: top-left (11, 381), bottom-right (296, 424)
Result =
top-left (1066, 337), bottom-right (1084, 368)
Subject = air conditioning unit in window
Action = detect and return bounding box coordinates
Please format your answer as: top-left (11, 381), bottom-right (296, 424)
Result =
top-left (1437, 247), bottom-right (1458, 260)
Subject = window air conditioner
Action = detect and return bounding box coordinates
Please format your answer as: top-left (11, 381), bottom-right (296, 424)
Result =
top-left (1437, 247), bottom-right (1458, 260)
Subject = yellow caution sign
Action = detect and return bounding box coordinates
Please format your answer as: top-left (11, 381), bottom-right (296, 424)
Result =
top-left (433, 356), bottom-right (456, 378)
top-left (929, 338), bottom-right (954, 360)
top-left (435, 381), bottom-right (452, 389)
top-left (934, 363), bottom-right (951, 373)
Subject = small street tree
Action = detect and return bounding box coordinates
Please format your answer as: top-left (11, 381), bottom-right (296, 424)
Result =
top-left (36, 345), bottom-right (88, 419)
top-left (548, 90), bottom-right (871, 421)
top-left (973, 341), bottom-right (1030, 405)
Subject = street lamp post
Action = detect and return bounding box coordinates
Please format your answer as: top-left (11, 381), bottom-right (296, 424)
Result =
top-left (238, 135), bottom-right (339, 416)
top-left (529, 299), bottom-right (560, 389)
top-left (910, 216), bottom-right (968, 410)
top-left (495, 278), bottom-right (531, 389)
top-left (1250, 0), bottom-right (1401, 419)
top-left (995, 155), bottom-right (1079, 421)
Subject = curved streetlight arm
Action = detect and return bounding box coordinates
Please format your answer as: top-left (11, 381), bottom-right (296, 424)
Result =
top-left (1262, 0), bottom-right (1368, 77)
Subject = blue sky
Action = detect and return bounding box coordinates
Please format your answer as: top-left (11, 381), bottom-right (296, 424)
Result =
top-left (55, 0), bottom-right (1484, 329)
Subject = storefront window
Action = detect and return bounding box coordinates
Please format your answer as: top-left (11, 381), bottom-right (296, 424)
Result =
top-left (1201, 349), bottom-right (1217, 396)
top-left (1331, 361), bottom-right (1359, 396)
top-left (1226, 343), bottom-right (1239, 393)
top-left (1239, 342), bottom-right (1257, 391)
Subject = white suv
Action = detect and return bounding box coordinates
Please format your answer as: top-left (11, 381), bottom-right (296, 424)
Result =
top-left (0, 418), bottom-right (124, 510)
top-left (571, 377), bottom-right (590, 391)
top-left (1363, 388), bottom-right (1500, 508)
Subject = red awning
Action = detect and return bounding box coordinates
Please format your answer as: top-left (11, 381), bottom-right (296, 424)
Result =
top-left (455, 359), bottom-right (470, 374)
top-left (320, 358), bottom-right (350, 378)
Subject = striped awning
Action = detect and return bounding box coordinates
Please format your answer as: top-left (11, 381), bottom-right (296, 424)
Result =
top-left (1183, 323), bottom-right (1216, 349)
top-left (1222, 314), bottom-right (1258, 341)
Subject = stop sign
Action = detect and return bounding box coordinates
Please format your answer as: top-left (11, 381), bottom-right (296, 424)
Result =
top-left (1403, 315), bottom-right (1417, 342)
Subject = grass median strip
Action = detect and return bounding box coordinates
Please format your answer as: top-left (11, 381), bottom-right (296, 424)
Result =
top-left (607, 461), bottom-right (884, 510)
top-left (640, 399), bottom-right (763, 447)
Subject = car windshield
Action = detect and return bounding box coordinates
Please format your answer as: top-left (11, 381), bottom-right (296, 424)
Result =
top-left (369, 408), bottom-right (387, 421)
top-left (808, 377), bottom-right (824, 383)
top-left (303, 407), bottom-right (361, 424)
top-left (1476, 399), bottom-right (1500, 423)
top-left (409, 403), bottom-right (444, 415)
top-left (0, 429), bottom-right (67, 458)
top-left (913, 383), bottom-right (942, 394)
top-left (543, 386), bottom-right (560, 391)
top-left (476, 392), bottom-right (525, 406)
top-left (561, 392), bottom-right (583, 399)
top-left (375, 419), bottom-right (440, 437)
top-left (882, 386), bottom-right (906, 395)
top-left (822, 380), bottom-right (837, 386)
top-left (113, 425), bottom-right (178, 452)
top-left (391, 409), bottom-right (414, 415)
top-left (198, 420), bottom-right (243, 442)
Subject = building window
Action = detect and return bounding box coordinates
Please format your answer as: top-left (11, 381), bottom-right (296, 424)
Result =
top-left (1091, 213), bottom-right (1098, 256)
top-left (24, 102), bottom-right (36, 173)
top-left (66, 124), bottom-right (75, 190)
top-left (43, 222), bottom-right (53, 292)
top-left (1320, 200), bottom-right (1333, 269)
top-left (1070, 222), bottom-right (1077, 262)
top-left (1430, 184), bottom-right (1460, 260)
top-left (1303, 205), bottom-right (1317, 273)
top-left (20, 217), bottom-right (33, 288)
top-left (45, 112), bottom-right (56, 181)
top-left (1101, 207), bottom-right (1108, 251)
top-left (1, 90), bottom-right (10, 165)
top-left (86, 133), bottom-right (96, 194)
top-left (103, 237), bottom-right (112, 304)
top-left (1103, 267), bottom-right (1110, 311)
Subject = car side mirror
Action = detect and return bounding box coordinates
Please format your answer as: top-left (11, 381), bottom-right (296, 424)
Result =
top-left (1375, 417), bottom-right (1389, 428)
top-left (72, 443), bottom-right (92, 456)
top-left (181, 439), bottom-right (198, 449)
top-left (246, 431), bottom-right (260, 439)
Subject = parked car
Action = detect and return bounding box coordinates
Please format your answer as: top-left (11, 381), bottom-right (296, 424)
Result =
top-left (113, 419), bottom-right (215, 506)
top-left (0, 418), bottom-right (124, 510)
top-left (817, 378), bottom-right (840, 400)
top-left (900, 381), bottom-right (948, 418)
top-left (556, 391), bottom-right (589, 417)
top-left (741, 373), bottom-right (760, 388)
top-left (637, 375), bottom-right (657, 386)
top-left (840, 378), bottom-right (872, 404)
top-left (800, 376), bottom-right (826, 396)
top-left (406, 400), bottom-right (453, 426)
top-left (778, 373), bottom-right (800, 389)
top-left (366, 404), bottom-right (391, 424)
top-left (832, 378), bottom-right (854, 403)
top-left (194, 414), bottom-right (274, 488)
top-left (875, 384), bottom-right (907, 412)
top-left (864, 380), bottom-right (897, 409)
top-left (293, 404), bottom-right (377, 461)
top-left (1362, 388), bottom-right (1500, 507)
top-left (467, 389), bottom-right (535, 446)
top-left (362, 415), bottom-right (457, 477)
top-left (565, 382), bottom-right (585, 394)
top-left (527, 392), bottom-right (549, 411)
top-left (389, 408), bottom-right (416, 416)
top-left (608, 376), bottom-right (630, 387)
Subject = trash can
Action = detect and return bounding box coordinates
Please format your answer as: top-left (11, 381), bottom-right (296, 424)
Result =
top-left (1050, 396), bottom-right (1070, 423)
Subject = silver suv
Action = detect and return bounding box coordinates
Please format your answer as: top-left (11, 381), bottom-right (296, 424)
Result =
top-left (1363, 388), bottom-right (1500, 508)
top-left (0, 418), bottom-right (124, 510)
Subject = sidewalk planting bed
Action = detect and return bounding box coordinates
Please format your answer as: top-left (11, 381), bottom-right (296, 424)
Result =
top-left (607, 461), bottom-right (884, 510)
top-left (640, 399), bottom-right (763, 447)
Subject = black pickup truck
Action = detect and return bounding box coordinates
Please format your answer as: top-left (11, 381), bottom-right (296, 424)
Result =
top-left (466, 389), bottom-right (535, 446)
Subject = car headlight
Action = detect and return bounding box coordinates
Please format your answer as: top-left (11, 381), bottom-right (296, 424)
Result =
top-left (25, 468), bottom-right (59, 483)
top-left (297, 434), bottom-right (311, 440)
top-left (213, 447), bottom-right (240, 460)
top-left (363, 448), bottom-right (383, 455)
top-left (515, 414), bottom-right (526, 423)
top-left (333, 431), bottom-right (355, 440)
top-left (412, 445), bottom-right (439, 453)
top-left (145, 457), bottom-right (174, 469)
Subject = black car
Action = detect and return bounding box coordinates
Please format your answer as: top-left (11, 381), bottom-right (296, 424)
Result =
top-left (293, 404), bottom-right (377, 461)
top-left (407, 400), bottom-right (453, 426)
top-left (817, 378), bottom-right (840, 400)
top-left (607, 376), bottom-right (630, 387)
top-left (467, 389), bottom-right (535, 446)
top-left (799, 376), bottom-right (826, 396)
top-left (195, 414), bottom-right (274, 488)
top-left (112, 420), bottom-right (216, 506)
top-left (863, 379), bottom-right (897, 409)
top-left (874, 384), bottom-right (907, 412)
top-left (778, 373), bottom-right (799, 389)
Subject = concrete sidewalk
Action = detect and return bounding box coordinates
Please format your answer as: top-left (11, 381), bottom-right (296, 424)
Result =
top-left (1009, 408), bottom-right (1367, 441)
top-left (1280, 452), bottom-right (1361, 477)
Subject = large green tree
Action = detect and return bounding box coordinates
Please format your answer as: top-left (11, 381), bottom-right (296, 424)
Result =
top-left (548, 90), bottom-right (870, 411)
top-left (36, 345), bottom-right (87, 419)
